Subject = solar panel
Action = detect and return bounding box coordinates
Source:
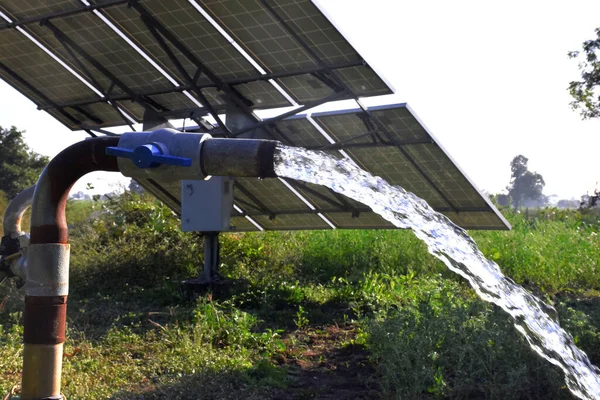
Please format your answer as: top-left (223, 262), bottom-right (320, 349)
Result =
top-left (0, 0), bottom-right (392, 130)
top-left (201, 0), bottom-right (390, 103)
top-left (2, 0), bottom-right (78, 20)
top-left (0, 0), bottom-right (508, 230)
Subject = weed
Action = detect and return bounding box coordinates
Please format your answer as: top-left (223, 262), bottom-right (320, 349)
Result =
top-left (294, 305), bottom-right (309, 329)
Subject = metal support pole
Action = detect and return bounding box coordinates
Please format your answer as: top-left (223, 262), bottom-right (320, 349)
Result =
top-left (200, 232), bottom-right (220, 284)
top-left (181, 232), bottom-right (220, 293)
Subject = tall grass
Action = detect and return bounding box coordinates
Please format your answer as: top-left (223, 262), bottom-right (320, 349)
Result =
top-left (473, 208), bottom-right (600, 293)
top-left (1, 194), bottom-right (600, 398)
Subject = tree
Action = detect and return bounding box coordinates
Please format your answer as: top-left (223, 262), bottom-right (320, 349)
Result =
top-left (0, 126), bottom-right (49, 198)
top-left (507, 155), bottom-right (546, 209)
top-left (568, 27), bottom-right (600, 119)
top-left (495, 193), bottom-right (511, 207)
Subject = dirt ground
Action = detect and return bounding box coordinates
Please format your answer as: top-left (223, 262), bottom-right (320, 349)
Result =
top-left (269, 323), bottom-right (379, 399)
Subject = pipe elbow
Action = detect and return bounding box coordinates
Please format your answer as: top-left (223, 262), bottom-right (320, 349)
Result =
top-left (30, 137), bottom-right (119, 245)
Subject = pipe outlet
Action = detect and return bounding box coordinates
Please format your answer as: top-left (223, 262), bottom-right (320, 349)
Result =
top-left (200, 138), bottom-right (278, 178)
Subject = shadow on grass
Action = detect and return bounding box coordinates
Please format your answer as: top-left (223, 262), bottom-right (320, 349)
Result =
top-left (65, 247), bottom-right (363, 343)
top-left (108, 368), bottom-right (278, 400)
top-left (109, 326), bottom-right (378, 400)
top-left (65, 278), bottom-right (358, 345)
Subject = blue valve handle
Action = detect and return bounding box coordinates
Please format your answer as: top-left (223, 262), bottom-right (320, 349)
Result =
top-left (106, 143), bottom-right (192, 169)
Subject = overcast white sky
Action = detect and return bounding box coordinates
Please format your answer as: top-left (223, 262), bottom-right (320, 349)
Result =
top-left (1, 0), bottom-right (600, 199)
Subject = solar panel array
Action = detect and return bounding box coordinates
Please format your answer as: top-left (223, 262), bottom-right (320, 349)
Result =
top-left (0, 0), bottom-right (509, 230)
top-left (0, 0), bottom-right (390, 130)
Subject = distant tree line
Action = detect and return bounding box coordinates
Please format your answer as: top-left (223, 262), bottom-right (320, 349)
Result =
top-left (494, 29), bottom-right (600, 209)
top-left (503, 29), bottom-right (600, 209)
top-left (493, 154), bottom-right (595, 210)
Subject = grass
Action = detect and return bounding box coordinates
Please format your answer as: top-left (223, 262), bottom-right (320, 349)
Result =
top-left (1, 193), bottom-right (600, 398)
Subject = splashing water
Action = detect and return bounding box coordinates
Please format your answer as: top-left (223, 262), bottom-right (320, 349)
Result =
top-left (273, 144), bottom-right (600, 400)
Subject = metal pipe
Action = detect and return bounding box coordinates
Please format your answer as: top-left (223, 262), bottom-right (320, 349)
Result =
top-left (8, 252), bottom-right (27, 281)
top-left (200, 138), bottom-right (278, 178)
top-left (3, 185), bottom-right (35, 238)
top-left (1, 186), bottom-right (35, 282)
top-left (22, 136), bottom-right (119, 400)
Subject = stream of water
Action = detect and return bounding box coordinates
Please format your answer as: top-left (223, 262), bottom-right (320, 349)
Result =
top-left (273, 144), bottom-right (600, 399)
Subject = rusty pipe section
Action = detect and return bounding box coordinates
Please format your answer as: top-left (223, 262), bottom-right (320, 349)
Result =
top-left (17, 134), bottom-right (279, 398)
top-left (3, 185), bottom-right (35, 238)
top-left (200, 138), bottom-right (278, 178)
top-left (22, 137), bottom-right (119, 400)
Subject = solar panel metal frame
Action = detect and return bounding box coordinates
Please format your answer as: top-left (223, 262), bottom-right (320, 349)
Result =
top-left (0, 0), bottom-right (509, 231)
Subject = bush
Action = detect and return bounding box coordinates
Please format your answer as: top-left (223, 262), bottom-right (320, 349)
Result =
top-left (68, 192), bottom-right (201, 300)
top-left (365, 276), bottom-right (572, 399)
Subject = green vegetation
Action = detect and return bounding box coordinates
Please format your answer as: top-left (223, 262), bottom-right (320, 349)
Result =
top-left (2, 194), bottom-right (600, 398)
top-left (569, 26), bottom-right (600, 120)
top-left (0, 126), bottom-right (48, 198)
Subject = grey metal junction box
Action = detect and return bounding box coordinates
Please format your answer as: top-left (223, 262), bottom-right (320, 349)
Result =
top-left (181, 177), bottom-right (235, 232)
